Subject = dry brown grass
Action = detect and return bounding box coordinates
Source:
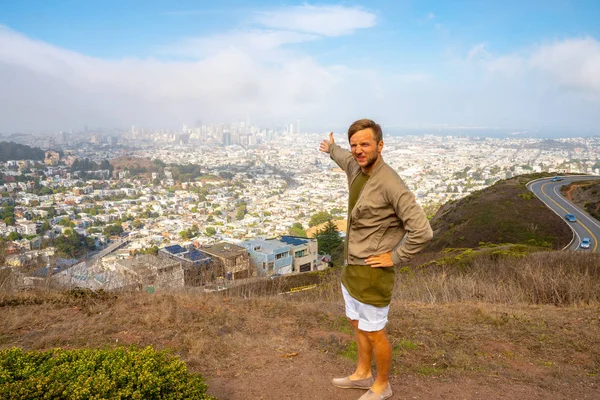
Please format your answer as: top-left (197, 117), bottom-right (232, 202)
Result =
top-left (393, 250), bottom-right (600, 305)
top-left (1, 251), bottom-right (599, 399)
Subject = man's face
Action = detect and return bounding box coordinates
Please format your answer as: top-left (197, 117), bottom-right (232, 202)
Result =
top-left (349, 128), bottom-right (383, 174)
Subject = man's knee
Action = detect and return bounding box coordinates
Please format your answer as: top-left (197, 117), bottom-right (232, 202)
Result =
top-left (347, 318), bottom-right (359, 329)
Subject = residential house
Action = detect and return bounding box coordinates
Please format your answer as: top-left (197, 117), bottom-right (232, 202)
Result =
top-left (241, 239), bottom-right (292, 277)
top-left (103, 255), bottom-right (184, 291)
top-left (44, 151), bottom-right (60, 166)
top-left (279, 235), bottom-right (320, 273)
top-left (159, 244), bottom-right (214, 286)
top-left (199, 242), bottom-right (251, 280)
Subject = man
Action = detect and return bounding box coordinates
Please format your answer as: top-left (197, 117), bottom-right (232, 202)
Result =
top-left (319, 119), bottom-right (433, 400)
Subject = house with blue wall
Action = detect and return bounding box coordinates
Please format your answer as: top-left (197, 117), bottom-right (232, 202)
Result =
top-left (240, 239), bottom-right (292, 277)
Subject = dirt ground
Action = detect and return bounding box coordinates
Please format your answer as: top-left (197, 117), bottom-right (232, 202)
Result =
top-left (205, 331), bottom-right (598, 400)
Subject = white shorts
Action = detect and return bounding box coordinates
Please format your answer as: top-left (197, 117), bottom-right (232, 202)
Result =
top-left (341, 283), bottom-right (389, 332)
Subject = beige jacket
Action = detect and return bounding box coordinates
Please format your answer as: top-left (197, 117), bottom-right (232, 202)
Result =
top-left (330, 143), bottom-right (433, 266)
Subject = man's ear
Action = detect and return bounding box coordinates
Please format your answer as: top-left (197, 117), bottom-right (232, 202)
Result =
top-left (378, 140), bottom-right (384, 153)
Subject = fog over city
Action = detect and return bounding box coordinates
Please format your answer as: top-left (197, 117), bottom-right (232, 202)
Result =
top-left (1, 3), bottom-right (600, 135)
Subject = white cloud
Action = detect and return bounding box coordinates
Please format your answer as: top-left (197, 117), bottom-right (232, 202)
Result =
top-left (1, 14), bottom-right (600, 135)
top-left (254, 5), bottom-right (376, 36)
top-left (467, 37), bottom-right (600, 93)
top-left (529, 37), bottom-right (600, 93)
top-left (467, 43), bottom-right (489, 61)
top-left (427, 12), bottom-right (436, 19)
top-left (0, 4), bottom-right (382, 132)
top-left (0, 24), bottom-right (347, 131)
top-left (166, 30), bottom-right (319, 58)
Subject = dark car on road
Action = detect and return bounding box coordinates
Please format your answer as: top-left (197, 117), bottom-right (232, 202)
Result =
top-left (565, 214), bottom-right (577, 222)
top-left (552, 176), bottom-right (564, 182)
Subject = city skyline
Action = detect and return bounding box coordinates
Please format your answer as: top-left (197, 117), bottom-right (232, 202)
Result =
top-left (1, 1), bottom-right (600, 135)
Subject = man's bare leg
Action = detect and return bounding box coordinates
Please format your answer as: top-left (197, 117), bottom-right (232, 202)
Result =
top-left (348, 319), bottom-right (373, 380)
top-left (365, 329), bottom-right (391, 393)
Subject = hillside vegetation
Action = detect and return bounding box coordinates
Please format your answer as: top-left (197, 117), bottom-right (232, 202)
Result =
top-left (427, 174), bottom-right (571, 252)
top-left (562, 180), bottom-right (600, 221)
top-left (0, 141), bottom-right (45, 162)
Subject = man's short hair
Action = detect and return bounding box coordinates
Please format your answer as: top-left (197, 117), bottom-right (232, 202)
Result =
top-left (348, 119), bottom-right (383, 143)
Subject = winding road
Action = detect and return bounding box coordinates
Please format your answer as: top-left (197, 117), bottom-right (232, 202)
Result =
top-left (527, 175), bottom-right (600, 252)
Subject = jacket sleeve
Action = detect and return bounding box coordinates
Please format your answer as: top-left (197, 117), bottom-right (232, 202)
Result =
top-left (329, 143), bottom-right (355, 174)
top-left (388, 184), bottom-right (433, 265)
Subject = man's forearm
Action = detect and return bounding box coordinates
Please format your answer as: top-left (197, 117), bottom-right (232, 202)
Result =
top-left (329, 143), bottom-right (355, 173)
top-left (391, 225), bottom-right (433, 265)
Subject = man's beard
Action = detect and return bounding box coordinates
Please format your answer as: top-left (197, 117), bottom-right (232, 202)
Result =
top-left (355, 153), bottom-right (378, 170)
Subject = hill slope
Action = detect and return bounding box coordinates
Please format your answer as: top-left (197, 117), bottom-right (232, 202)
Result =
top-left (562, 180), bottom-right (600, 221)
top-left (0, 141), bottom-right (45, 161)
top-left (426, 174), bottom-right (571, 252)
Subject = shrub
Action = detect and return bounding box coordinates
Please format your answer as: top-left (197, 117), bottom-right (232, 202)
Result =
top-left (0, 346), bottom-right (216, 400)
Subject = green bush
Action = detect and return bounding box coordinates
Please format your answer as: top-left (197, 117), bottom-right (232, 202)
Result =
top-left (0, 346), bottom-right (216, 400)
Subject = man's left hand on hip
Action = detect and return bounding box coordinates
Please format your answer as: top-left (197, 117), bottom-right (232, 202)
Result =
top-left (365, 252), bottom-right (395, 268)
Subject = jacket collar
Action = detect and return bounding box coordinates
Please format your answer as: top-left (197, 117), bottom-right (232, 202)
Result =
top-left (363, 155), bottom-right (386, 177)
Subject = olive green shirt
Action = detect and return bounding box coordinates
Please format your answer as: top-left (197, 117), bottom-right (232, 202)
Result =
top-left (341, 172), bottom-right (395, 307)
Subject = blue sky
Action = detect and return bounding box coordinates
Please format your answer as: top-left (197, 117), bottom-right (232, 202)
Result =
top-left (1, 1), bottom-right (599, 134)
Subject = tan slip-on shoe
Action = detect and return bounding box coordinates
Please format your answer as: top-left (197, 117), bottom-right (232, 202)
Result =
top-left (357, 383), bottom-right (393, 400)
top-left (331, 376), bottom-right (374, 390)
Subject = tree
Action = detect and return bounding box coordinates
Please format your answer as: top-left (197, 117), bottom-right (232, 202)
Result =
top-left (236, 203), bottom-right (247, 220)
top-left (315, 220), bottom-right (343, 258)
top-left (54, 229), bottom-right (94, 257)
top-left (219, 171), bottom-right (234, 180)
top-left (289, 222), bottom-right (307, 238)
top-left (205, 227), bottom-right (216, 236)
top-left (7, 231), bottom-right (21, 241)
top-left (39, 187), bottom-right (53, 195)
top-left (103, 224), bottom-right (124, 237)
top-left (152, 158), bottom-right (166, 171)
top-left (179, 224), bottom-right (200, 240)
top-left (309, 211), bottom-right (333, 227)
top-left (59, 218), bottom-right (74, 228)
top-left (40, 220), bottom-right (52, 233)
top-left (132, 219), bottom-right (144, 229)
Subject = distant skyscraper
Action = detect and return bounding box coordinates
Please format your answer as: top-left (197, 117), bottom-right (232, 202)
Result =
top-left (222, 131), bottom-right (232, 146)
top-left (289, 123), bottom-right (294, 135)
top-left (297, 119), bottom-right (300, 135)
